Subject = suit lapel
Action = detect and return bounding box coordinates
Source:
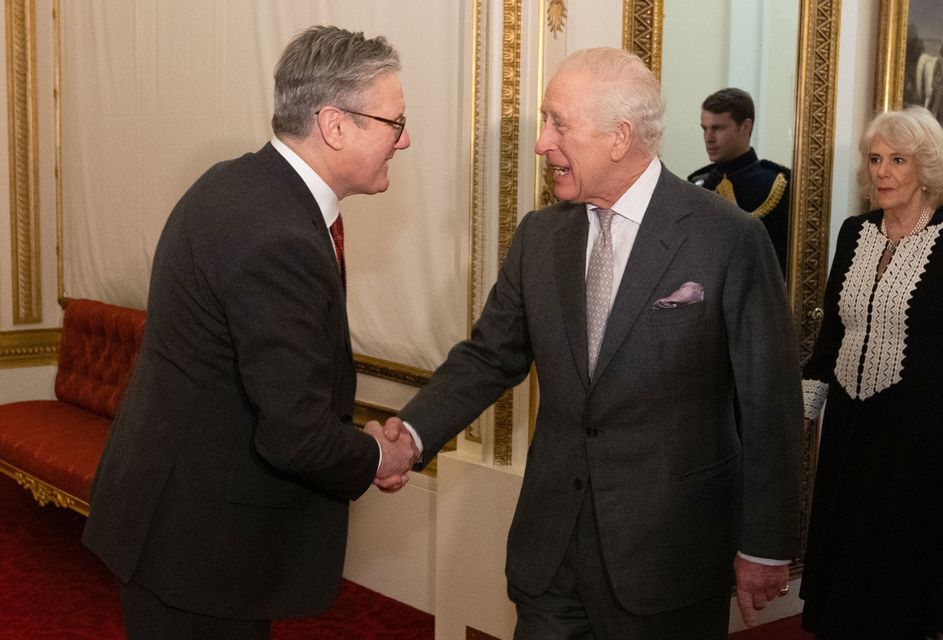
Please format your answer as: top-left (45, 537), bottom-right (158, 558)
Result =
top-left (255, 143), bottom-right (339, 267)
top-left (591, 168), bottom-right (689, 384)
top-left (554, 204), bottom-right (592, 390)
top-left (255, 143), bottom-right (352, 357)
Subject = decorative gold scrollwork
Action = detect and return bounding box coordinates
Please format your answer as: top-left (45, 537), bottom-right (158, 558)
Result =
top-left (547, 0), bottom-right (567, 37)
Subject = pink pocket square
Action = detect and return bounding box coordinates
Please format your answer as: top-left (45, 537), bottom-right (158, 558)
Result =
top-left (653, 281), bottom-right (704, 309)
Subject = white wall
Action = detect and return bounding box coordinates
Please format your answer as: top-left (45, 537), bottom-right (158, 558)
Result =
top-left (660, 0), bottom-right (799, 177)
top-left (829, 0), bottom-right (881, 263)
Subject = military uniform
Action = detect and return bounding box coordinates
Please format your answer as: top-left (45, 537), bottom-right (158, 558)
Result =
top-left (688, 148), bottom-right (790, 274)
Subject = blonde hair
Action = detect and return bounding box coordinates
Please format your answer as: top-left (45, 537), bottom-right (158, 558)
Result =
top-left (857, 107), bottom-right (943, 207)
top-left (556, 48), bottom-right (665, 155)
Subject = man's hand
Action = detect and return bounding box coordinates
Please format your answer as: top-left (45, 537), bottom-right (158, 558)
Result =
top-left (364, 418), bottom-right (418, 493)
top-left (734, 554), bottom-right (790, 627)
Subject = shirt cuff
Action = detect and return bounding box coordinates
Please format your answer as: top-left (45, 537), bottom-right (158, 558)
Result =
top-left (802, 378), bottom-right (828, 420)
top-left (402, 421), bottom-right (424, 457)
top-left (737, 551), bottom-right (790, 566)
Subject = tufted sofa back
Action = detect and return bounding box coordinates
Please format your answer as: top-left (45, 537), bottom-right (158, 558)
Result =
top-left (54, 299), bottom-right (146, 419)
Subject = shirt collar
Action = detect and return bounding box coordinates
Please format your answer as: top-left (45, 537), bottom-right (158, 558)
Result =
top-left (270, 136), bottom-right (340, 227)
top-left (585, 156), bottom-right (661, 225)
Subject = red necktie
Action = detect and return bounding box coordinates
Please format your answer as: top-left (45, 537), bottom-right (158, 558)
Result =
top-left (329, 214), bottom-right (346, 290)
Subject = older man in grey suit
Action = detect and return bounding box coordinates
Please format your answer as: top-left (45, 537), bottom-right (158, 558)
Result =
top-left (384, 48), bottom-right (802, 638)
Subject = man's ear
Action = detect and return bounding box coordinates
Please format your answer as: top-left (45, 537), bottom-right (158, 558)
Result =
top-left (742, 117), bottom-right (754, 138)
top-left (610, 121), bottom-right (633, 161)
top-left (316, 107), bottom-right (346, 150)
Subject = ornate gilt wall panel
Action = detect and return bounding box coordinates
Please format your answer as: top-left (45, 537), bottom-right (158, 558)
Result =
top-left (790, 0), bottom-right (841, 565)
top-left (0, 326), bottom-right (58, 367)
top-left (491, 0), bottom-right (523, 465)
top-left (6, 0), bottom-right (41, 324)
top-left (622, 0), bottom-right (663, 79)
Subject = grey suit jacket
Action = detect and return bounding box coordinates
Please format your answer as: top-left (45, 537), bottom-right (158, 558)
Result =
top-left (82, 143), bottom-right (380, 619)
top-left (401, 166), bottom-right (802, 615)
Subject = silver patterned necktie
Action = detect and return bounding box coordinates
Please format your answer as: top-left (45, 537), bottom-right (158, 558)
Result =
top-left (586, 207), bottom-right (615, 377)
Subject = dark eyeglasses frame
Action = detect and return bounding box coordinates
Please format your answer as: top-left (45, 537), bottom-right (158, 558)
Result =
top-left (317, 107), bottom-right (406, 143)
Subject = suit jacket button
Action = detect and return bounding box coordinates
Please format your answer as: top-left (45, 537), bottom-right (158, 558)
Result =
top-left (341, 414), bottom-right (352, 423)
top-left (573, 479), bottom-right (584, 490)
top-left (586, 427), bottom-right (598, 438)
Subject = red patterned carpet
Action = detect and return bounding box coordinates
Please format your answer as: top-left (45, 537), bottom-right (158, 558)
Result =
top-left (0, 475), bottom-right (433, 639)
top-left (0, 473), bottom-right (811, 639)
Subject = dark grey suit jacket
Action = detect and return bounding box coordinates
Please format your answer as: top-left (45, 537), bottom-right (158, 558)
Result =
top-left (401, 166), bottom-right (802, 615)
top-left (82, 143), bottom-right (380, 619)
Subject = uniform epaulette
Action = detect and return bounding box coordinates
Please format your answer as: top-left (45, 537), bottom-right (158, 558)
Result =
top-left (753, 172), bottom-right (788, 219)
top-left (758, 159), bottom-right (791, 179)
top-left (687, 165), bottom-right (714, 186)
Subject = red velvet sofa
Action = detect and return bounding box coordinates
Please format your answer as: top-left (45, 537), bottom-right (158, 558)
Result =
top-left (0, 299), bottom-right (145, 515)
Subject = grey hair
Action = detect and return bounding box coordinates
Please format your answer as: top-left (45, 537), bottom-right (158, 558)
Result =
top-left (857, 106), bottom-right (943, 207)
top-left (556, 48), bottom-right (665, 155)
top-left (272, 25), bottom-right (400, 138)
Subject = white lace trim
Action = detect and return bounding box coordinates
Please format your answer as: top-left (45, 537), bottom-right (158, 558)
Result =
top-left (834, 221), bottom-right (941, 400)
top-left (802, 379), bottom-right (828, 420)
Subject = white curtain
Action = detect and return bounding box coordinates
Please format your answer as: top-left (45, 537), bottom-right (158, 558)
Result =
top-left (60, 0), bottom-right (470, 370)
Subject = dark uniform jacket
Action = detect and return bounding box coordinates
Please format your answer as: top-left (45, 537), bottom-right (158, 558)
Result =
top-left (688, 148), bottom-right (790, 274)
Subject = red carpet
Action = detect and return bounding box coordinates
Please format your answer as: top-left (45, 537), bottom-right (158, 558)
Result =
top-left (0, 475), bottom-right (433, 639)
top-left (1, 473), bottom-right (812, 639)
top-left (730, 616), bottom-right (813, 640)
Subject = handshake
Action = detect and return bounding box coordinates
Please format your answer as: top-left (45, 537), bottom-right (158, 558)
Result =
top-left (364, 417), bottom-right (420, 493)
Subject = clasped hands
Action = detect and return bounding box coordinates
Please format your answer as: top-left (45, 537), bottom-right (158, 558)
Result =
top-left (364, 417), bottom-right (418, 492)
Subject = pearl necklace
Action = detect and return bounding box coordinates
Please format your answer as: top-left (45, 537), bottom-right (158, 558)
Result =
top-left (881, 206), bottom-right (934, 255)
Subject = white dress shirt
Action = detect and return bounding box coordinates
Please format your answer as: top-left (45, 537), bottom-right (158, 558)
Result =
top-left (271, 136), bottom-right (343, 260)
top-left (584, 157), bottom-right (661, 311)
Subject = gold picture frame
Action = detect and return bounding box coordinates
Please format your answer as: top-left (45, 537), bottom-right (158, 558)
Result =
top-left (875, 0), bottom-right (943, 124)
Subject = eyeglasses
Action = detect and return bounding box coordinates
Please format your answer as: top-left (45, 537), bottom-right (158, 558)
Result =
top-left (318, 107), bottom-right (406, 143)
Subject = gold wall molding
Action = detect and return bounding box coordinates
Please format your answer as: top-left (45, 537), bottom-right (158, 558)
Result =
top-left (873, 0), bottom-right (907, 112)
top-left (353, 354), bottom-right (431, 387)
top-left (622, 0), bottom-right (663, 79)
top-left (6, 0), bottom-right (42, 324)
top-left (546, 0), bottom-right (566, 36)
top-left (0, 327), bottom-right (58, 367)
top-left (469, 0), bottom-right (488, 325)
top-left (790, 0), bottom-right (840, 362)
top-left (465, 0), bottom-right (489, 444)
top-left (790, 0), bottom-right (841, 569)
top-left (491, 0), bottom-right (523, 466)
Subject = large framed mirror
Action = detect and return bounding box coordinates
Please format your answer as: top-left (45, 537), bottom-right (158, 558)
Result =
top-left (625, 0), bottom-right (840, 569)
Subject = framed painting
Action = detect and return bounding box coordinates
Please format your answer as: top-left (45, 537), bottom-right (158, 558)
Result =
top-left (875, 0), bottom-right (943, 124)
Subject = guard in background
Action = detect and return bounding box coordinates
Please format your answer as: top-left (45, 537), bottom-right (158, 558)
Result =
top-left (688, 88), bottom-right (791, 275)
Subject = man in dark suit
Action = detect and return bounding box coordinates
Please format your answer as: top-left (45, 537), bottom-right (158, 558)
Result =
top-left (82, 25), bottom-right (418, 639)
top-left (687, 88), bottom-right (792, 275)
top-left (386, 48), bottom-right (802, 638)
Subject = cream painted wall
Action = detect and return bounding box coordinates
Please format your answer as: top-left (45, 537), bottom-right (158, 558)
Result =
top-left (830, 0), bottom-right (882, 263)
top-left (660, 0), bottom-right (799, 178)
top-left (345, 472), bottom-right (437, 614)
top-left (0, 366), bottom-right (56, 403)
top-left (660, 0), bottom-right (729, 176)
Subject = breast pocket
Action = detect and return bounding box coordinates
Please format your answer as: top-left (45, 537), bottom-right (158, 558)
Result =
top-left (647, 301), bottom-right (706, 326)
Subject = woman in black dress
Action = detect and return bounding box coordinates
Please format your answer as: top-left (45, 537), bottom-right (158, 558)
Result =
top-left (800, 107), bottom-right (943, 639)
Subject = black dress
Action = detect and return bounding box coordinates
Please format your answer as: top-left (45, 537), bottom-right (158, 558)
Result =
top-left (800, 208), bottom-right (943, 638)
